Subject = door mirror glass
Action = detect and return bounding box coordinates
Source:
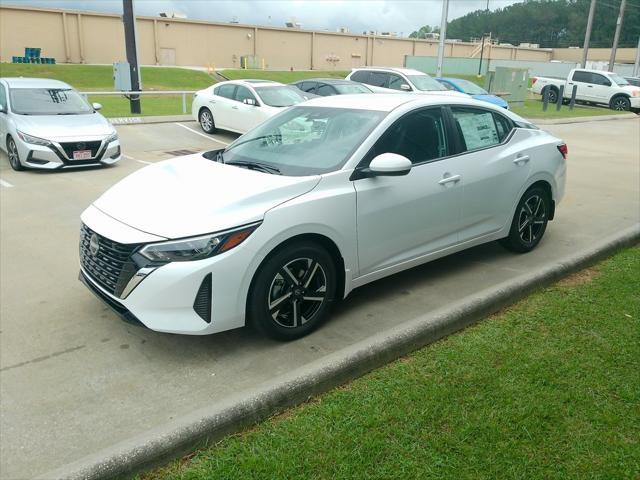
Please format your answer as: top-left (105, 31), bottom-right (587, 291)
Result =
top-left (243, 98), bottom-right (257, 106)
top-left (368, 153), bottom-right (412, 176)
top-left (92, 102), bottom-right (102, 111)
top-left (400, 84), bottom-right (412, 91)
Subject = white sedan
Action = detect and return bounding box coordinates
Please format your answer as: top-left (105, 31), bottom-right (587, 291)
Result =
top-left (192, 80), bottom-right (309, 135)
top-left (80, 94), bottom-right (566, 340)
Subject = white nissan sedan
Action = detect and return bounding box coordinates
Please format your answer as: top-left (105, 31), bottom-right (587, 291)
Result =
top-left (192, 80), bottom-right (309, 135)
top-left (0, 77), bottom-right (120, 170)
top-left (80, 94), bottom-right (566, 340)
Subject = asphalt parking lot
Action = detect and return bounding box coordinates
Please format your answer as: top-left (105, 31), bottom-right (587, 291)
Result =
top-left (1, 118), bottom-right (639, 479)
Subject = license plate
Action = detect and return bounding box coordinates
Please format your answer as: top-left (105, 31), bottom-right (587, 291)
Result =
top-left (73, 150), bottom-right (92, 160)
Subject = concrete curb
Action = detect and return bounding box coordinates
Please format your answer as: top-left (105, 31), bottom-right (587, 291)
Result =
top-left (534, 112), bottom-right (638, 125)
top-left (108, 115), bottom-right (192, 126)
top-left (38, 224), bottom-right (640, 480)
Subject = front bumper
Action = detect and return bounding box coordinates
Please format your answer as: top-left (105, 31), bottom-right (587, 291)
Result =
top-left (15, 136), bottom-right (121, 169)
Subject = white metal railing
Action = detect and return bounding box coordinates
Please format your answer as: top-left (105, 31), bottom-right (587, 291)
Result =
top-left (80, 90), bottom-right (197, 114)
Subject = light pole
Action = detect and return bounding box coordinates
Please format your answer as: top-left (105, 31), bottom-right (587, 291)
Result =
top-left (436, 0), bottom-right (450, 77)
top-left (478, 0), bottom-right (490, 76)
top-left (608, 0), bottom-right (627, 72)
top-left (122, 0), bottom-right (141, 114)
top-left (633, 36), bottom-right (640, 77)
top-left (581, 0), bottom-right (596, 68)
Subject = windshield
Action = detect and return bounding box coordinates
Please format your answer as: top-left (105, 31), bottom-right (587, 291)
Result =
top-left (609, 74), bottom-right (629, 86)
top-left (334, 84), bottom-right (372, 94)
top-left (407, 75), bottom-right (448, 91)
top-left (255, 86), bottom-right (306, 107)
top-left (10, 88), bottom-right (93, 115)
top-left (222, 106), bottom-right (385, 176)
top-left (451, 79), bottom-right (488, 95)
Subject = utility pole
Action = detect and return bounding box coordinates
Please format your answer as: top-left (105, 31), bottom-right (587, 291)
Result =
top-left (436, 0), bottom-right (450, 77)
top-left (122, 0), bottom-right (141, 114)
top-left (581, 0), bottom-right (596, 68)
top-left (477, 0), bottom-right (490, 76)
top-left (608, 0), bottom-right (626, 72)
top-left (633, 36), bottom-right (640, 77)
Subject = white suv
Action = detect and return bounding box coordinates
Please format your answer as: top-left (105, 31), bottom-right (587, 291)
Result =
top-left (346, 67), bottom-right (468, 98)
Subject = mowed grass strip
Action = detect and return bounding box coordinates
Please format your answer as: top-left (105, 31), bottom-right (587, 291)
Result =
top-left (141, 247), bottom-right (640, 480)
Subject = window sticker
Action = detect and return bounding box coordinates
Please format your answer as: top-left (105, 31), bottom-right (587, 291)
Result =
top-left (455, 112), bottom-right (499, 150)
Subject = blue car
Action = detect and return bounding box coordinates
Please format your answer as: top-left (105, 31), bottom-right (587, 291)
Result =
top-left (436, 77), bottom-right (509, 109)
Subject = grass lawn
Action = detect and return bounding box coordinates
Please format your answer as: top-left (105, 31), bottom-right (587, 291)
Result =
top-left (141, 246), bottom-right (640, 480)
top-left (221, 69), bottom-right (349, 83)
top-left (512, 99), bottom-right (629, 119)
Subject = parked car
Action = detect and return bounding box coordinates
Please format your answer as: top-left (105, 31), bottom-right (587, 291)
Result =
top-left (346, 67), bottom-right (468, 97)
top-left (436, 77), bottom-right (509, 109)
top-left (624, 76), bottom-right (640, 87)
top-left (0, 77), bottom-right (120, 171)
top-left (291, 78), bottom-right (373, 96)
top-left (531, 68), bottom-right (640, 111)
top-left (192, 80), bottom-right (309, 135)
top-left (80, 94), bottom-right (566, 341)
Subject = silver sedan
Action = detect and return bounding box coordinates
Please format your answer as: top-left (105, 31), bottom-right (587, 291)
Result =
top-left (0, 77), bottom-right (121, 171)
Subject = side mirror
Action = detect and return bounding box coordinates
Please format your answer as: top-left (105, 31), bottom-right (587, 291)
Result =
top-left (243, 98), bottom-right (257, 106)
top-left (0, 103), bottom-right (6, 113)
top-left (400, 84), bottom-right (412, 91)
top-left (352, 153), bottom-right (412, 180)
top-left (92, 102), bottom-right (102, 111)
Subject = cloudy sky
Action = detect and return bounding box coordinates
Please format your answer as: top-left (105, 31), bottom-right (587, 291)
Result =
top-left (9, 0), bottom-right (521, 35)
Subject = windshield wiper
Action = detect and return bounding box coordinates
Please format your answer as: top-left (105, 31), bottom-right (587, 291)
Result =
top-left (225, 160), bottom-right (281, 175)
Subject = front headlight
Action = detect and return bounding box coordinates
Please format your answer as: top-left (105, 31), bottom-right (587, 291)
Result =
top-left (632, 90), bottom-right (640, 97)
top-left (16, 130), bottom-right (51, 146)
top-left (138, 223), bottom-right (260, 264)
top-left (105, 131), bottom-right (118, 143)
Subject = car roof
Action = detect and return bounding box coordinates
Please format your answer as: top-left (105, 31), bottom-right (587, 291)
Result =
top-left (222, 79), bottom-right (283, 88)
top-left (0, 77), bottom-right (73, 89)
top-left (299, 92), bottom-right (502, 112)
top-left (295, 78), bottom-right (365, 85)
top-left (351, 67), bottom-right (427, 76)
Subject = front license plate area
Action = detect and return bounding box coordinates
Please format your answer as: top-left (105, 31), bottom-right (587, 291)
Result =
top-left (73, 150), bottom-right (92, 160)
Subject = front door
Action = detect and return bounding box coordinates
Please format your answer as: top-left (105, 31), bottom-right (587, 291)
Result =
top-left (230, 85), bottom-right (263, 132)
top-left (354, 107), bottom-right (463, 276)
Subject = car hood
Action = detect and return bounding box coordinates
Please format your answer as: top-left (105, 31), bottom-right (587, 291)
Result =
top-left (93, 155), bottom-right (321, 239)
top-left (14, 112), bottom-right (114, 139)
top-left (472, 94), bottom-right (509, 107)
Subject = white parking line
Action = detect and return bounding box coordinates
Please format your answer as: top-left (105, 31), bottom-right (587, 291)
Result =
top-left (124, 155), bottom-right (152, 165)
top-left (0, 179), bottom-right (14, 188)
top-left (173, 123), bottom-right (230, 145)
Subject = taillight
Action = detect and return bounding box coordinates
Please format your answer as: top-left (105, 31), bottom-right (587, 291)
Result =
top-left (532, 77), bottom-right (538, 85)
top-left (557, 143), bottom-right (568, 159)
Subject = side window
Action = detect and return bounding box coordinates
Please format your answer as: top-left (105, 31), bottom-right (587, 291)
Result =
top-left (316, 84), bottom-right (336, 96)
top-left (234, 85), bottom-right (256, 103)
top-left (215, 84), bottom-right (236, 99)
top-left (591, 74), bottom-right (611, 86)
top-left (492, 113), bottom-right (513, 142)
top-left (368, 108), bottom-right (448, 165)
top-left (451, 107), bottom-right (503, 151)
top-left (368, 72), bottom-right (389, 88)
top-left (0, 84), bottom-right (7, 110)
top-left (572, 71), bottom-right (592, 83)
top-left (388, 74), bottom-right (408, 91)
top-left (350, 71), bottom-right (370, 84)
top-left (440, 81), bottom-right (456, 91)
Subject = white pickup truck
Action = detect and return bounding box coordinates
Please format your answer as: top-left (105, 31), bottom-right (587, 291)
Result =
top-left (531, 68), bottom-right (640, 112)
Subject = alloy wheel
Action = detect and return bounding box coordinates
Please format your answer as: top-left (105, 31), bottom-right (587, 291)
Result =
top-left (268, 257), bottom-right (327, 329)
top-left (7, 139), bottom-right (20, 169)
top-left (612, 98), bottom-right (629, 111)
top-left (547, 89), bottom-right (558, 104)
top-left (517, 194), bottom-right (546, 245)
top-left (200, 110), bottom-right (213, 131)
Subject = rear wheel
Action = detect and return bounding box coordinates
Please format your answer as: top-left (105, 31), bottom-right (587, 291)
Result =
top-left (500, 186), bottom-right (550, 253)
top-left (610, 96), bottom-right (631, 111)
top-left (249, 242), bottom-right (336, 341)
top-left (199, 108), bottom-right (217, 133)
top-left (544, 87), bottom-right (558, 104)
top-left (7, 136), bottom-right (24, 171)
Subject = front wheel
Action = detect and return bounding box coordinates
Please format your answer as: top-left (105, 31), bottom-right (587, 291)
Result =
top-left (500, 187), bottom-right (550, 253)
top-left (610, 96), bottom-right (631, 111)
top-left (7, 136), bottom-right (24, 171)
top-left (248, 242), bottom-right (337, 341)
top-left (198, 108), bottom-right (217, 133)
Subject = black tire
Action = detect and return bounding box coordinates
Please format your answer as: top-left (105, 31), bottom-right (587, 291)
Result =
top-left (609, 95), bottom-right (631, 111)
top-left (6, 136), bottom-right (24, 171)
top-left (248, 242), bottom-right (337, 341)
top-left (500, 186), bottom-right (550, 253)
top-left (198, 107), bottom-right (217, 133)
top-left (544, 87), bottom-right (558, 105)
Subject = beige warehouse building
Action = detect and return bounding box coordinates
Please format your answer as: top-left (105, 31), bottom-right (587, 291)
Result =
top-left (0, 4), bottom-right (637, 70)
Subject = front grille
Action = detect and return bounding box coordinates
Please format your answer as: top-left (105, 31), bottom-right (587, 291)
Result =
top-left (60, 140), bottom-right (102, 159)
top-left (79, 224), bottom-right (139, 297)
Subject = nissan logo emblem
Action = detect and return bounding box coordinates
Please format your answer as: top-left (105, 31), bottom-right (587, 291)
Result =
top-left (77, 142), bottom-right (86, 151)
top-left (89, 233), bottom-right (100, 257)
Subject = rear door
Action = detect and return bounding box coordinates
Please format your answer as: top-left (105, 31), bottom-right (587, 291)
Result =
top-left (211, 83), bottom-right (237, 130)
top-left (568, 71), bottom-right (598, 102)
top-left (449, 106), bottom-right (532, 240)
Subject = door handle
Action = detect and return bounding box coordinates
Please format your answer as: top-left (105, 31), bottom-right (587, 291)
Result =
top-left (232, 105), bottom-right (239, 110)
top-left (513, 154), bottom-right (530, 165)
top-left (438, 174), bottom-right (461, 185)
top-left (587, 85), bottom-right (593, 88)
